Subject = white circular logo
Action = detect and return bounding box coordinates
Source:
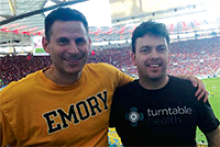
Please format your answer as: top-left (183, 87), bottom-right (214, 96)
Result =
top-left (129, 111), bottom-right (140, 123)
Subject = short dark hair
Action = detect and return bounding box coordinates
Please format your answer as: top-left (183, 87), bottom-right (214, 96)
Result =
top-left (131, 20), bottom-right (170, 53)
top-left (45, 7), bottom-right (89, 41)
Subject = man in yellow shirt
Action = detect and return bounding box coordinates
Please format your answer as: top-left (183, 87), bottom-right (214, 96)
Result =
top-left (0, 8), bottom-right (208, 146)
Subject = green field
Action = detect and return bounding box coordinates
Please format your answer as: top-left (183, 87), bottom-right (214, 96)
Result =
top-left (196, 78), bottom-right (220, 144)
top-left (35, 48), bottom-right (46, 53)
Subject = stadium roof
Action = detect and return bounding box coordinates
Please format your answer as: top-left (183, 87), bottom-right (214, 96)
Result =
top-left (0, 0), bottom-right (220, 50)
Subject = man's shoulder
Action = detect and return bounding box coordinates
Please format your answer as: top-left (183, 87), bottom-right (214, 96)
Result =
top-left (169, 76), bottom-right (196, 89)
top-left (0, 70), bottom-right (41, 101)
top-left (169, 76), bottom-right (198, 97)
top-left (112, 81), bottom-right (138, 108)
top-left (85, 62), bottom-right (132, 79)
top-left (86, 62), bottom-right (114, 67)
top-left (115, 80), bottom-right (138, 94)
top-left (85, 62), bottom-right (119, 71)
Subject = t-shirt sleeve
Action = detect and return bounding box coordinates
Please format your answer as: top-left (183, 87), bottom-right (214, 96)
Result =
top-left (109, 89), bottom-right (123, 128)
top-left (99, 63), bottom-right (134, 87)
top-left (117, 71), bottom-right (134, 87)
top-left (0, 110), bottom-right (17, 146)
top-left (197, 100), bottom-right (220, 134)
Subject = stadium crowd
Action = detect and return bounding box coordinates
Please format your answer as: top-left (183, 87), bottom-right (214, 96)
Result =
top-left (0, 37), bottom-right (220, 88)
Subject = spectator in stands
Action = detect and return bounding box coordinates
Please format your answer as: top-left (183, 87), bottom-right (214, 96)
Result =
top-left (26, 53), bottom-right (32, 61)
top-left (0, 8), bottom-right (208, 146)
top-left (110, 21), bottom-right (220, 146)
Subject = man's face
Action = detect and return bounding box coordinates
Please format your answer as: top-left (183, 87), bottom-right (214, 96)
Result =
top-left (44, 21), bottom-right (90, 76)
top-left (131, 34), bottom-right (169, 81)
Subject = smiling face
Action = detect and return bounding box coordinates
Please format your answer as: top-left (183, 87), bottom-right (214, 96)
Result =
top-left (131, 34), bottom-right (169, 81)
top-left (43, 20), bottom-right (91, 77)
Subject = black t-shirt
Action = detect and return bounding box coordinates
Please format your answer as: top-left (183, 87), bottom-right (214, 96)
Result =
top-left (110, 76), bottom-right (220, 146)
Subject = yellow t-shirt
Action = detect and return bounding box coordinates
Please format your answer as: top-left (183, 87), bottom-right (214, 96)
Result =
top-left (0, 63), bottom-right (133, 146)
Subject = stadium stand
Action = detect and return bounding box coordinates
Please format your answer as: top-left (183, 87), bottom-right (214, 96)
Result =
top-left (0, 37), bottom-right (220, 88)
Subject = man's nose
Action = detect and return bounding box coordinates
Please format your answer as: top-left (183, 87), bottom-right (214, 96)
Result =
top-left (67, 42), bottom-right (79, 54)
top-left (151, 48), bottom-right (159, 59)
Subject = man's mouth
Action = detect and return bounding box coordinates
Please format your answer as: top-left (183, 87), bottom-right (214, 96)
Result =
top-left (64, 57), bottom-right (82, 63)
top-left (148, 64), bottom-right (159, 68)
top-left (147, 64), bottom-right (161, 68)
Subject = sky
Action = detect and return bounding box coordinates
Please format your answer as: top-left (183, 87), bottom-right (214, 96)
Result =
top-left (44, 0), bottom-right (112, 27)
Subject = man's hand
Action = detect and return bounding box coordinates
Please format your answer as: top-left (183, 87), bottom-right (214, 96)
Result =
top-left (184, 76), bottom-right (209, 102)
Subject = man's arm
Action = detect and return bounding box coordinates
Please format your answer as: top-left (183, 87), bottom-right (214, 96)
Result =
top-left (109, 90), bottom-right (121, 128)
top-left (205, 127), bottom-right (220, 146)
top-left (0, 110), bottom-right (17, 146)
top-left (196, 98), bottom-right (220, 147)
top-left (177, 75), bottom-right (209, 102)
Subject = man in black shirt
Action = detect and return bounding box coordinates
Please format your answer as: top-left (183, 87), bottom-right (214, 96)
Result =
top-left (109, 21), bottom-right (220, 146)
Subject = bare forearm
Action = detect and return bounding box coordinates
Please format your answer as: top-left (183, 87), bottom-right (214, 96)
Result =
top-left (206, 127), bottom-right (220, 147)
top-left (208, 136), bottom-right (220, 146)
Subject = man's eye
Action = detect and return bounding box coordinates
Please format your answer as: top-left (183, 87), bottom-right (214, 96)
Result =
top-left (58, 39), bottom-right (69, 45)
top-left (141, 48), bottom-right (150, 53)
top-left (158, 47), bottom-right (166, 52)
top-left (76, 38), bottom-right (87, 45)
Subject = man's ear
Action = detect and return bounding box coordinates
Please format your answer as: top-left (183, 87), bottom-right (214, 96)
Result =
top-left (42, 36), bottom-right (50, 53)
top-left (168, 54), bottom-right (171, 65)
top-left (88, 38), bottom-right (91, 52)
top-left (131, 52), bottom-right (136, 66)
top-left (168, 48), bottom-right (170, 65)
